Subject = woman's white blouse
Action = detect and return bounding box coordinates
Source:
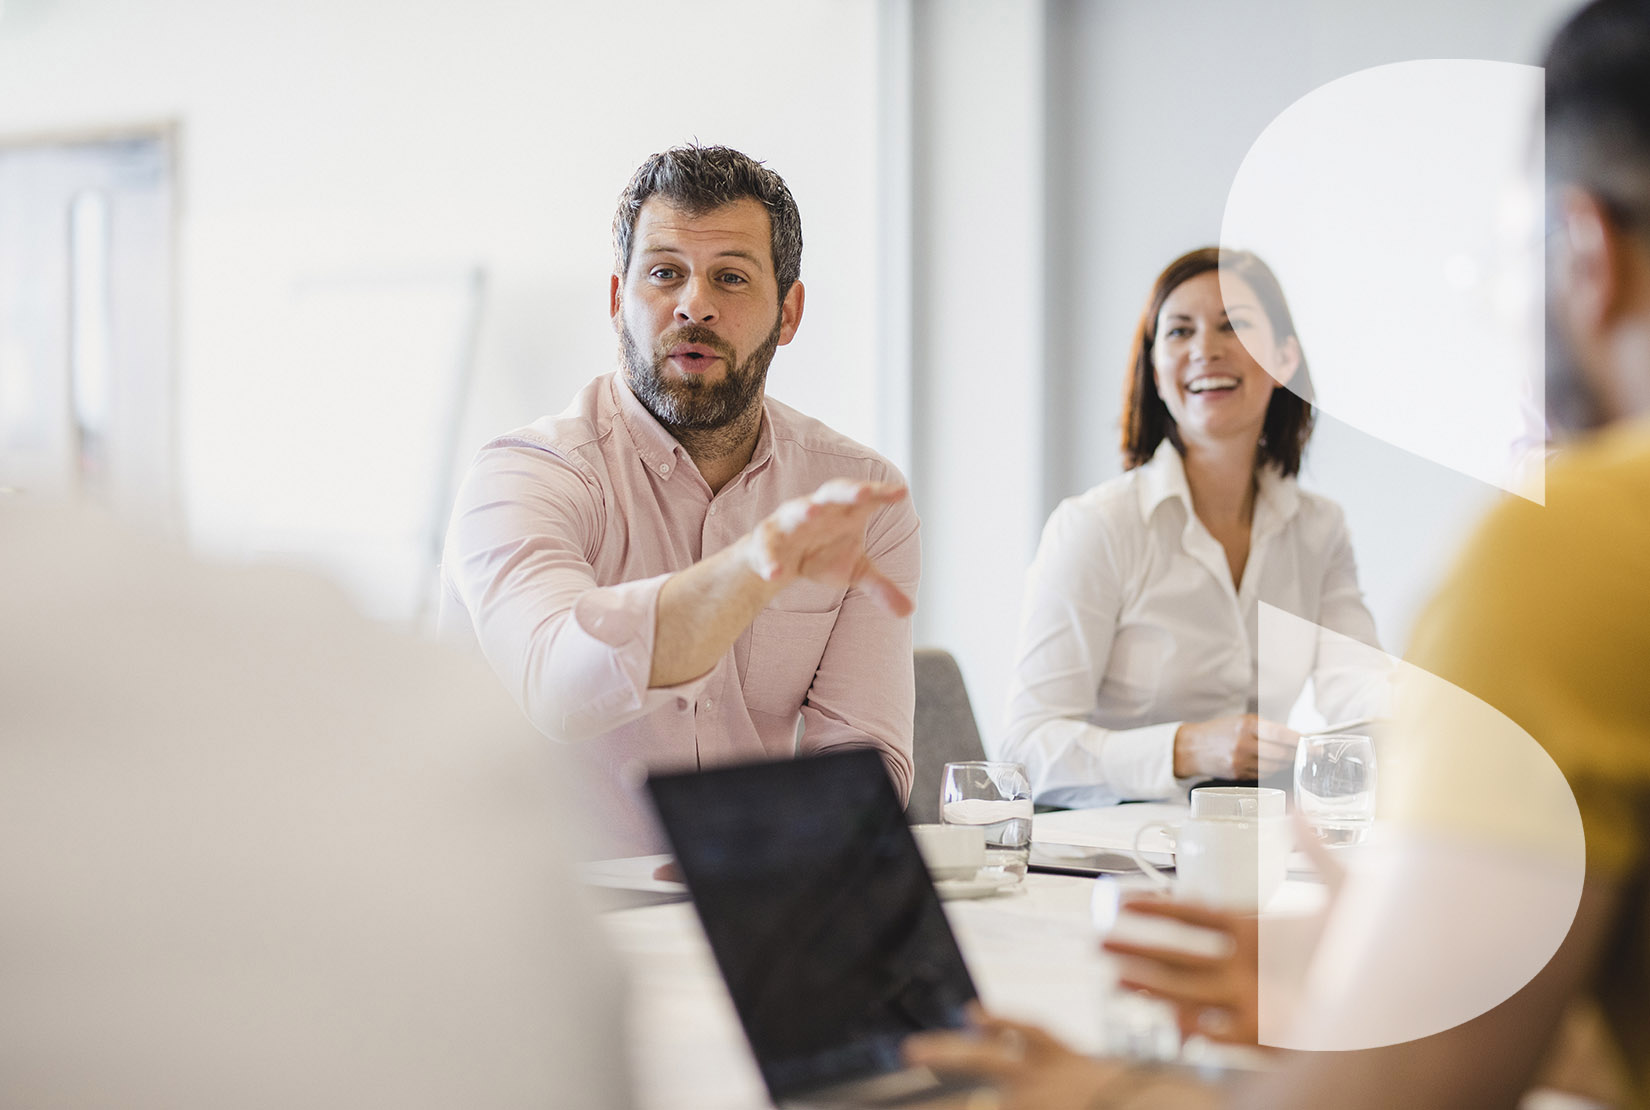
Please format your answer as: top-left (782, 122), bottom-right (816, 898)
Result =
top-left (998, 441), bottom-right (1388, 808)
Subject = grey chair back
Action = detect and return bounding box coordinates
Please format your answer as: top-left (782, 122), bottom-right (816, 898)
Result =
top-left (908, 647), bottom-right (988, 824)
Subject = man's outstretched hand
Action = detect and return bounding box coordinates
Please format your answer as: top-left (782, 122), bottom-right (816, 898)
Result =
top-left (742, 479), bottom-right (913, 617)
top-left (650, 478), bottom-right (912, 688)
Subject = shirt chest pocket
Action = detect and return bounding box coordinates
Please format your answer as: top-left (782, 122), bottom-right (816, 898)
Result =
top-left (739, 608), bottom-right (841, 719)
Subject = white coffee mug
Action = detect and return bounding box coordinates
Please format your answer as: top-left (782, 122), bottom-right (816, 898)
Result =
top-left (1189, 785), bottom-right (1286, 820)
top-left (1130, 814), bottom-right (1290, 912)
top-left (910, 823), bottom-right (986, 880)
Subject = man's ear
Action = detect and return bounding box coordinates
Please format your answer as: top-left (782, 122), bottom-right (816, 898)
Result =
top-left (609, 272), bottom-right (623, 332)
top-left (1553, 187), bottom-right (1621, 337)
top-left (778, 280), bottom-right (806, 346)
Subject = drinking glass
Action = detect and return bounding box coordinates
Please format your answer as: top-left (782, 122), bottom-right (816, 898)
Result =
top-left (1294, 733), bottom-right (1378, 846)
top-left (939, 761), bottom-right (1032, 881)
top-left (1091, 876), bottom-right (1183, 1062)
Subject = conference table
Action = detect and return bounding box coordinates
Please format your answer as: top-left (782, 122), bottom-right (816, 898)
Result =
top-left (587, 803), bottom-right (1319, 1110)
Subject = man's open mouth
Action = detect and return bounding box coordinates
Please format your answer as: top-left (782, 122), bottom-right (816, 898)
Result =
top-left (668, 343), bottom-right (723, 363)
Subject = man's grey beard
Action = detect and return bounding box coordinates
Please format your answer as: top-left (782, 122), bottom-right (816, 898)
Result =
top-left (621, 317), bottom-right (782, 434)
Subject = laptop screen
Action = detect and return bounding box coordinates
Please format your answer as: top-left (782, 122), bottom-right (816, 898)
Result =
top-left (646, 751), bottom-right (978, 1101)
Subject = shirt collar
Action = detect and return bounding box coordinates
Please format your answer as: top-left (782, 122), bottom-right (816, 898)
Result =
top-left (610, 372), bottom-right (686, 478)
top-left (609, 371), bottom-right (776, 485)
top-left (1134, 438), bottom-right (1193, 521)
top-left (744, 404), bottom-right (776, 477)
top-left (1133, 437), bottom-right (1301, 528)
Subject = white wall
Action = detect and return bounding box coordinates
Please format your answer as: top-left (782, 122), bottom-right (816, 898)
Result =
top-left (0, 0), bottom-right (1585, 754)
top-left (899, 0), bottom-right (1578, 752)
top-left (0, 0), bottom-right (883, 563)
top-left (1037, 0), bottom-right (1576, 699)
top-left (904, 0), bottom-right (1049, 754)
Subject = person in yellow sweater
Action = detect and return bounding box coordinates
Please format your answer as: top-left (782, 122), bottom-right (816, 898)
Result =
top-left (904, 0), bottom-right (1650, 1105)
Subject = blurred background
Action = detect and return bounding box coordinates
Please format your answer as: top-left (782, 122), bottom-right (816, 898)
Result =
top-left (0, 0), bottom-right (1575, 745)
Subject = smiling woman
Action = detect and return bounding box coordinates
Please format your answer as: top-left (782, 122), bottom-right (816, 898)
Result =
top-left (1124, 248), bottom-right (1313, 477)
top-left (997, 247), bottom-right (1388, 808)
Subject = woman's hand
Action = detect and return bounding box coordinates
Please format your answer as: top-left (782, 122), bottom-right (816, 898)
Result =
top-left (1103, 821), bottom-right (1346, 1047)
top-left (1103, 896), bottom-right (1260, 1044)
top-left (1172, 714), bottom-right (1297, 779)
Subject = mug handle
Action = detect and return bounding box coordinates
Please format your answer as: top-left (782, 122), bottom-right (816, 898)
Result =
top-left (1131, 821), bottom-right (1176, 892)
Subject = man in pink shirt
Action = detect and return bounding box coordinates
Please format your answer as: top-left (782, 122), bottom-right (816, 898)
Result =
top-left (441, 145), bottom-right (920, 857)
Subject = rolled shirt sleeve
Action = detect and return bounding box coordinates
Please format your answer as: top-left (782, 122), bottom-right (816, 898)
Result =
top-left (1309, 505), bottom-right (1392, 724)
top-left (440, 444), bottom-right (711, 743)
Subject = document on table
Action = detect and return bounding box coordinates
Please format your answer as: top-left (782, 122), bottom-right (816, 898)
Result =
top-left (1036, 805), bottom-right (1325, 877)
top-left (1032, 804), bottom-right (1186, 867)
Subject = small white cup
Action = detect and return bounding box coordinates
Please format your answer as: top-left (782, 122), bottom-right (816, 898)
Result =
top-left (911, 823), bottom-right (986, 881)
top-left (1190, 786), bottom-right (1287, 820)
top-left (1130, 814), bottom-right (1290, 912)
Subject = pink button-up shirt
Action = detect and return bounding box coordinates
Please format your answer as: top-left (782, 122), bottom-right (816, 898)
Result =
top-left (440, 372), bottom-right (919, 856)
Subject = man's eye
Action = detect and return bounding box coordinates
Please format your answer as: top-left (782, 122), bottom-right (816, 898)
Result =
top-left (650, 267), bottom-right (678, 280)
top-left (719, 273), bottom-right (748, 285)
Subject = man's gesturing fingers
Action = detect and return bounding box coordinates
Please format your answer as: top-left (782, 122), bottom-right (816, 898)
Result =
top-left (745, 480), bottom-right (911, 614)
top-left (853, 556), bottom-right (916, 618)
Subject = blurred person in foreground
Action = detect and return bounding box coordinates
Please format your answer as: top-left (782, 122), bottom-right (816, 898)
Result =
top-left (0, 496), bottom-right (631, 1108)
top-left (906, 0), bottom-right (1650, 1104)
top-left (441, 144), bottom-right (919, 858)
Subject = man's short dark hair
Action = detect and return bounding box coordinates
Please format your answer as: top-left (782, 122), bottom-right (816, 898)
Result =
top-left (1545, 0), bottom-right (1650, 237)
top-left (612, 144), bottom-right (804, 299)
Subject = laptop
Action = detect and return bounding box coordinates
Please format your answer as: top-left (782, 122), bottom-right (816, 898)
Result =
top-left (646, 750), bottom-right (987, 1109)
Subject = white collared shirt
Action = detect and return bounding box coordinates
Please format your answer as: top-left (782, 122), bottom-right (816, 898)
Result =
top-left (998, 440), bottom-right (1387, 807)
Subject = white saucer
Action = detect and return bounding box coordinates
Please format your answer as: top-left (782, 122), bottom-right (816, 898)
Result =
top-left (933, 872), bottom-right (1021, 900)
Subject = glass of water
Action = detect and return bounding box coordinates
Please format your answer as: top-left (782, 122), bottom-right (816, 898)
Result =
top-left (1090, 876), bottom-right (1184, 1062)
top-left (1294, 733), bottom-right (1378, 846)
top-left (940, 761), bottom-right (1032, 881)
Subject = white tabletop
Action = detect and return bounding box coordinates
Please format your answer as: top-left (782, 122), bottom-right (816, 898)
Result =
top-left (597, 802), bottom-right (1324, 1110)
top-left (595, 815), bottom-right (1598, 1110)
top-left (601, 871), bottom-right (1110, 1110)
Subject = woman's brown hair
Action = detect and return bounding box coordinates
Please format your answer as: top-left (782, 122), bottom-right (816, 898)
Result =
top-left (1120, 247), bottom-right (1315, 476)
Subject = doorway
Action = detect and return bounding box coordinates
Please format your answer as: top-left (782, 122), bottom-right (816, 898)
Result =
top-left (0, 126), bottom-right (177, 523)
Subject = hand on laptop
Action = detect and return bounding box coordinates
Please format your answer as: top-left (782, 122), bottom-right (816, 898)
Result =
top-left (903, 1007), bottom-right (1125, 1110)
top-left (903, 1005), bottom-right (1219, 1109)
